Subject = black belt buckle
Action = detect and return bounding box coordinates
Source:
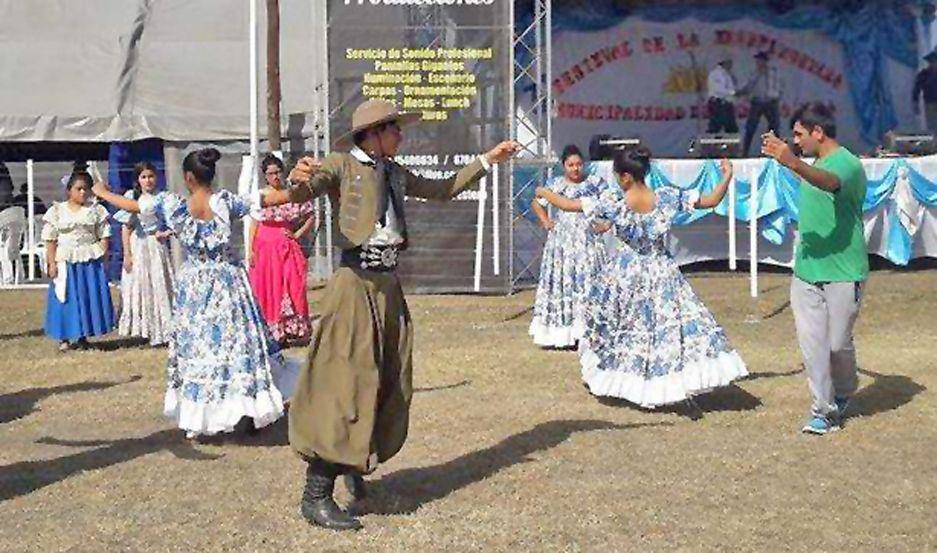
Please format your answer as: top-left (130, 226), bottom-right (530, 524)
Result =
top-left (342, 245), bottom-right (399, 272)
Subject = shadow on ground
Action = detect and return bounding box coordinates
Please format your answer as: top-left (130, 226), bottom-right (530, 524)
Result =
top-left (852, 368), bottom-right (926, 419)
top-left (0, 328), bottom-right (44, 340)
top-left (84, 337), bottom-right (153, 351)
top-left (596, 384), bottom-right (762, 420)
top-left (0, 429), bottom-right (221, 502)
top-left (0, 376), bottom-right (142, 424)
top-left (366, 419), bottom-right (670, 515)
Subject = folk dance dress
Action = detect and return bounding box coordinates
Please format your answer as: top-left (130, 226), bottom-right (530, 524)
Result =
top-left (42, 202), bottom-right (116, 341)
top-left (115, 190), bottom-right (175, 346)
top-left (248, 200), bottom-right (315, 345)
top-left (529, 174), bottom-right (610, 347)
top-left (578, 186), bottom-right (747, 407)
top-left (139, 190), bottom-right (300, 436)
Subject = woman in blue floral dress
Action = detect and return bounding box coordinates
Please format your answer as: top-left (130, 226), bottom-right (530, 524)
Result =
top-left (93, 148), bottom-right (299, 438)
top-left (536, 147), bottom-right (747, 408)
top-left (529, 145), bottom-right (612, 348)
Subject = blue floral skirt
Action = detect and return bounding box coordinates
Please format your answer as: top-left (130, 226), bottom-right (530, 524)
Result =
top-left (529, 220), bottom-right (607, 348)
top-left (164, 259), bottom-right (300, 436)
top-left (44, 260), bottom-right (115, 341)
top-left (579, 252), bottom-right (747, 408)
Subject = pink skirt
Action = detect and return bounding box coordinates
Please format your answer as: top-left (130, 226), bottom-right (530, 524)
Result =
top-left (248, 222), bottom-right (311, 344)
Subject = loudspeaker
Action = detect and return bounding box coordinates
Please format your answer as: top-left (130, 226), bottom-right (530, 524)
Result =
top-left (688, 134), bottom-right (741, 158)
top-left (588, 134), bottom-right (641, 161)
top-left (882, 130), bottom-right (936, 156)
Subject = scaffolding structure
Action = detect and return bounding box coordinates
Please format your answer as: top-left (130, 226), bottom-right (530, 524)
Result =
top-left (510, 0), bottom-right (553, 288)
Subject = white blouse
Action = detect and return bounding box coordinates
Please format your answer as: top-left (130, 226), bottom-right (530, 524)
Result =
top-left (41, 202), bottom-right (112, 263)
top-left (114, 190), bottom-right (165, 236)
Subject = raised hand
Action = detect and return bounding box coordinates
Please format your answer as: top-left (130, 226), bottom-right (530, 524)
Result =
top-left (485, 140), bottom-right (522, 165)
top-left (288, 157), bottom-right (322, 187)
top-left (91, 180), bottom-right (110, 198)
top-left (719, 158), bottom-right (734, 180)
top-left (761, 132), bottom-right (797, 168)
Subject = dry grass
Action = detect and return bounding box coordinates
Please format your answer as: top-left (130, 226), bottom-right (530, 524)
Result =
top-left (1, 270), bottom-right (935, 552)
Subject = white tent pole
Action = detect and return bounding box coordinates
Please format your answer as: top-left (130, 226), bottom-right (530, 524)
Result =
top-left (728, 165), bottom-right (737, 270)
top-left (310, 0), bottom-right (323, 279)
top-left (749, 163), bottom-right (759, 298)
top-left (246, 0), bottom-right (260, 263)
top-left (474, 176), bottom-right (488, 292)
top-left (26, 159), bottom-right (35, 281)
top-left (492, 162), bottom-right (500, 275)
top-left (319, 0), bottom-right (334, 273)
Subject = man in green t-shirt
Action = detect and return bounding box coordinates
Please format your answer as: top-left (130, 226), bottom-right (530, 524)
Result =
top-left (762, 102), bottom-right (868, 436)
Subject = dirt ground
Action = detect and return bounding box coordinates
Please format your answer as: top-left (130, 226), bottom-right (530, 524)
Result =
top-left (1, 270), bottom-right (935, 552)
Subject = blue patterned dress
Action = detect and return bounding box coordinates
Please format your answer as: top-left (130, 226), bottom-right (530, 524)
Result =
top-left (139, 190), bottom-right (299, 436)
top-left (529, 174), bottom-right (611, 348)
top-left (578, 186), bottom-right (747, 407)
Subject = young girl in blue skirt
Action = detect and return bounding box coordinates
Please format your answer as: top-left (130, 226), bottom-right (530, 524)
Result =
top-left (43, 170), bottom-right (116, 351)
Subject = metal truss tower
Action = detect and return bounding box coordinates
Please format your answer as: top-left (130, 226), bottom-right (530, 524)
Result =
top-left (510, 0), bottom-right (553, 289)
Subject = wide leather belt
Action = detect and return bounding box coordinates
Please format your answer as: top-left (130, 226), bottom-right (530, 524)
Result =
top-left (340, 245), bottom-right (399, 272)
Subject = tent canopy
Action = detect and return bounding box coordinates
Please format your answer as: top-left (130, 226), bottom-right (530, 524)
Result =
top-left (0, 0), bottom-right (320, 143)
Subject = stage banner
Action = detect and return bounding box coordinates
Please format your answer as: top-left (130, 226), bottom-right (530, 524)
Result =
top-left (327, 0), bottom-right (513, 293)
top-left (550, 18), bottom-right (918, 158)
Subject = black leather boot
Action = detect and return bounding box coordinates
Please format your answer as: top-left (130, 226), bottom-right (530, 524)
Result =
top-left (300, 460), bottom-right (362, 531)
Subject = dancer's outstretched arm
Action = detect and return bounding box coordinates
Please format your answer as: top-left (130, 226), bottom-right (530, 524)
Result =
top-left (92, 182), bottom-right (140, 213)
top-left (266, 157), bottom-right (332, 207)
top-left (696, 159), bottom-right (733, 209)
top-left (535, 187), bottom-right (582, 212)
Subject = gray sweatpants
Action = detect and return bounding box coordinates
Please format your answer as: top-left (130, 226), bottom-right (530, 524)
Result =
top-left (790, 277), bottom-right (864, 417)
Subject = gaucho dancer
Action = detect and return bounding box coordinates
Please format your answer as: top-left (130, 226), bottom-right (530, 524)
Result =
top-left (265, 98), bottom-right (519, 530)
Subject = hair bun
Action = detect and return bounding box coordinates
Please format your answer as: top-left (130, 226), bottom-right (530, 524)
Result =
top-left (197, 148), bottom-right (222, 166)
top-left (630, 146), bottom-right (652, 162)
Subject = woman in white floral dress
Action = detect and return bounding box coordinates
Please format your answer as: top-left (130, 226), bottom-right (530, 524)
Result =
top-left (93, 148), bottom-right (299, 438)
top-left (114, 161), bottom-right (175, 346)
top-left (529, 145), bottom-right (612, 348)
top-left (536, 147), bottom-right (747, 408)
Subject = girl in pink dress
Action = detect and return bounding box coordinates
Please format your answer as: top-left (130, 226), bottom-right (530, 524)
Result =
top-left (248, 154), bottom-right (316, 346)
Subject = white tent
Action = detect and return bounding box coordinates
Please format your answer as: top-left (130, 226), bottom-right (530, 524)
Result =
top-left (0, 0), bottom-right (321, 143)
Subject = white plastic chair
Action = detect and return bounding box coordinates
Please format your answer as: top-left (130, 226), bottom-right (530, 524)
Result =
top-left (18, 218), bottom-right (47, 278)
top-left (0, 207), bottom-right (26, 285)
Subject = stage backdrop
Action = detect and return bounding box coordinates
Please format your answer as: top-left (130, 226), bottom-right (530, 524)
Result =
top-left (327, 0), bottom-right (513, 293)
top-left (545, 3), bottom-right (921, 158)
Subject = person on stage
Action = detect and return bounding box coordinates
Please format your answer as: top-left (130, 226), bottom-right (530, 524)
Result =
top-left (762, 102), bottom-right (868, 435)
top-left (262, 98), bottom-right (519, 531)
top-left (91, 148), bottom-right (299, 440)
top-left (913, 49), bottom-right (937, 133)
top-left (43, 171), bottom-right (116, 351)
top-left (529, 144), bottom-right (611, 348)
top-left (706, 53), bottom-right (740, 134)
top-left (535, 148), bottom-right (747, 409)
top-left (248, 153), bottom-right (317, 347)
top-left (115, 161), bottom-right (175, 347)
top-left (742, 51), bottom-right (782, 156)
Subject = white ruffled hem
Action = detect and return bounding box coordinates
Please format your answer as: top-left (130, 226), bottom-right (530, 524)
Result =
top-left (529, 317), bottom-right (584, 348)
top-left (54, 243), bottom-right (106, 264)
top-left (579, 345), bottom-right (748, 408)
top-left (164, 388), bottom-right (286, 437)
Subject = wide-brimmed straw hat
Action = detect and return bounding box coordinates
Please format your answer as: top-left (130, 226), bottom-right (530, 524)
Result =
top-left (335, 99), bottom-right (422, 149)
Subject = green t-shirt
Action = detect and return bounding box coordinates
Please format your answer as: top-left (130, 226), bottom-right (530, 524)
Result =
top-left (794, 146), bottom-right (869, 283)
